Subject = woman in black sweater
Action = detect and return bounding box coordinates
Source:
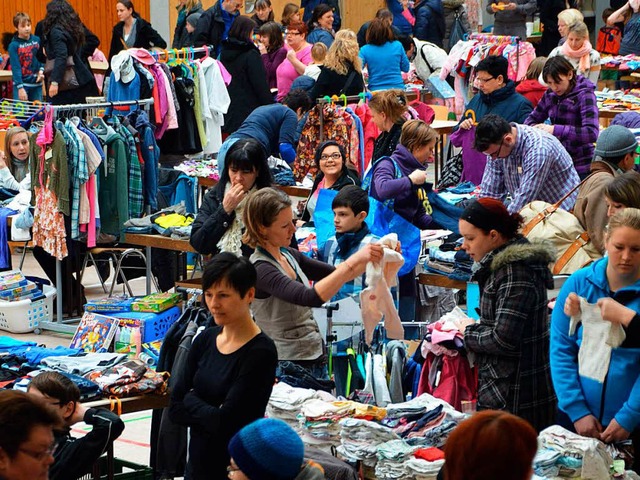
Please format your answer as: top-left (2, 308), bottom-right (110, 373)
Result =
top-left (309, 29), bottom-right (365, 100)
top-left (169, 253), bottom-right (278, 480)
top-left (108, 0), bottom-right (167, 62)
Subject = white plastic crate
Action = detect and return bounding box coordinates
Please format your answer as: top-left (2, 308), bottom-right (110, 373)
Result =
top-left (0, 285), bottom-right (56, 334)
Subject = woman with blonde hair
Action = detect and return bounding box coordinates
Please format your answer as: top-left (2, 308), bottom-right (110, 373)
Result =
top-left (549, 21), bottom-right (601, 85)
top-left (0, 126), bottom-right (30, 195)
top-left (557, 8), bottom-right (584, 45)
top-left (309, 29), bottom-right (365, 99)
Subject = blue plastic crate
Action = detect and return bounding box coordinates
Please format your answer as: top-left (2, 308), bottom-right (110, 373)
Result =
top-left (112, 306), bottom-right (181, 342)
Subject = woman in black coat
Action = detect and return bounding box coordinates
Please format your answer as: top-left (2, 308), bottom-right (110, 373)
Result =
top-left (108, 0), bottom-right (167, 62)
top-left (41, 0), bottom-right (99, 104)
top-left (220, 16), bottom-right (273, 135)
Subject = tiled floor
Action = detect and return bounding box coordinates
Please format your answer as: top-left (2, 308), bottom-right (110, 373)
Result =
top-left (5, 248), bottom-right (158, 470)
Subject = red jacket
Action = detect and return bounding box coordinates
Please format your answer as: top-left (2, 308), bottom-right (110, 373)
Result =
top-left (516, 79), bottom-right (548, 109)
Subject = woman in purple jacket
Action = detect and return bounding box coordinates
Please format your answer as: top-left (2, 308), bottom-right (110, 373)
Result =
top-left (369, 119), bottom-right (438, 321)
top-left (258, 21), bottom-right (287, 91)
top-left (524, 56), bottom-right (599, 180)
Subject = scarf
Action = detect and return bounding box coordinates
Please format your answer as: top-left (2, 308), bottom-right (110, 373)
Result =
top-left (335, 223), bottom-right (370, 257)
top-left (560, 40), bottom-right (592, 75)
top-left (216, 182), bottom-right (256, 256)
top-left (11, 158), bottom-right (28, 183)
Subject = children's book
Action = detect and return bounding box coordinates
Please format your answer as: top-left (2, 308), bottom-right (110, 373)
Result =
top-left (70, 312), bottom-right (119, 353)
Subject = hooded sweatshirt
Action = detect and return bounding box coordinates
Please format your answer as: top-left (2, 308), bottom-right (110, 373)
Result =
top-left (370, 143), bottom-right (434, 229)
top-left (524, 75), bottom-right (598, 178)
top-left (515, 78), bottom-right (548, 108)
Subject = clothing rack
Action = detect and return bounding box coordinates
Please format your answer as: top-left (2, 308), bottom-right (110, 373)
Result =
top-left (0, 99), bottom-right (48, 127)
top-left (468, 33), bottom-right (522, 82)
top-left (315, 88), bottom-right (431, 143)
top-left (39, 98), bottom-right (155, 335)
top-left (148, 45), bottom-right (213, 62)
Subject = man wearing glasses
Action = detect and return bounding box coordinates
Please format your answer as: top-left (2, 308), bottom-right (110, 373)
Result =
top-left (194, 0), bottom-right (242, 54)
top-left (474, 114), bottom-right (580, 214)
top-left (27, 371), bottom-right (125, 480)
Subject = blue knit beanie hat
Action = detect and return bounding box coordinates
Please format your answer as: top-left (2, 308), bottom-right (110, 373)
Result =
top-left (228, 418), bottom-right (304, 480)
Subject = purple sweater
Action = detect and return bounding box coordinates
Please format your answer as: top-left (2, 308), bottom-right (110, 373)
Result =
top-left (524, 75), bottom-right (598, 177)
top-left (262, 47), bottom-right (287, 90)
top-left (369, 144), bottom-right (434, 229)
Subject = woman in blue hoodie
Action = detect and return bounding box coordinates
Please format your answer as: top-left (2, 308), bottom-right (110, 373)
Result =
top-left (551, 208), bottom-right (640, 471)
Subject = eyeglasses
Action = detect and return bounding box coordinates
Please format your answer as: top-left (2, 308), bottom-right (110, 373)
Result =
top-left (483, 137), bottom-right (505, 159)
top-left (19, 442), bottom-right (58, 461)
top-left (285, 30), bottom-right (301, 36)
top-left (320, 152), bottom-right (342, 161)
top-left (475, 75), bottom-right (495, 84)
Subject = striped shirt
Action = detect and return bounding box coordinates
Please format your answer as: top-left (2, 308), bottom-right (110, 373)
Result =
top-left (480, 123), bottom-right (580, 214)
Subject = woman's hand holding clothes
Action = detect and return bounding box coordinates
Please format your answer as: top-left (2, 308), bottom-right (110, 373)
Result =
top-left (574, 414), bottom-right (602, 439)
top-left (344, 243), bottom-right (384, 277)
top-left (459, 118), bottom-right (474, 130)
top-left (600, 418), bottom-right (630, 443)
top-left (222, 183), bottom-right (248, 213)
top-left (564, 293), bottom-right (582, 317)
top-left (597, 298), bottom-right (636, 328)
top-left (409, 169), bottom-right (427, 185)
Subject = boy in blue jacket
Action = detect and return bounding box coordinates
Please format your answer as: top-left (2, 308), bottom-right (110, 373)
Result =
top-left (8, 12), bottom-right (43, 101)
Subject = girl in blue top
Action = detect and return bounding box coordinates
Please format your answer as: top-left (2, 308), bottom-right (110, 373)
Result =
top-left (607, 0), bottom-right (640, 56)
top-left (359, 18), bottom-right (409, 91)
top-left (551, 208), bottom-right (640, 470)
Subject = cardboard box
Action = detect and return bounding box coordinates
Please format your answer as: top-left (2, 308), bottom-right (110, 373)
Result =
top-left (131, 292), bottom-right (181, 313)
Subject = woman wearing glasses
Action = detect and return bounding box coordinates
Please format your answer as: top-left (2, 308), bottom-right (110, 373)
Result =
top-left (276, 21), bottom-right (312, 101)
top-left (452, 55), bottom-right (532, 186)
top-left (298, 141), bottom-right (360, 225)
top-left (0, 390), bottom-right (59, 480)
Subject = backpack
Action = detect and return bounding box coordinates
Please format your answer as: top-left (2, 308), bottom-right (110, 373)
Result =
top-left (596, 26), bottom-right (622, 55)
top-left (449, 9), bottom-right (469, 50)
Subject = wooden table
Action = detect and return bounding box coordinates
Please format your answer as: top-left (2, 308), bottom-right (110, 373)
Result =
top-left (430, 120), bottom-right (458, 187)
top-left (418, 272), bottom-right (467, 291)
top-left (85, 393), bottom-right (170, 415)
top-left (123, 233), bottom-right (196, 295)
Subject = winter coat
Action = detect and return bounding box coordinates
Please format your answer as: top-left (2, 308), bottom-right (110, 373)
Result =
top-left (551, 257), bottom-right (640, 433)
top-left (574, 161), bottom-right (622, 254)
top-left (442, 0), bottom-right (470, 50)
top-left (44, 26), bottom-right (95, 90)
top-left (108, 16), bottom-right (167, 62)
top-left (486, 0), bottom-right (537, 39)
top-left (515, 78), bottom-right (548, 108)
top-left (300, 169), bottom-right (361, 222)
top-left (194, 1), bottom-right (229, 50)
top-left (463, 80), bottom-right (532, 126)
top-left (387, 0), bottom-right (414, 35)
top-left (190, 185), bottom-right (254, 257)
top-left (413, 0), bottom-right (446, 47)
top-left (372, 121), bottom-right (404, 163)
top-left (464, 238), bottom-right (557, 432)
top-left (369, 143), bottom-right (434, 229)
top-left (219, 38), bottom-right (273, 134)
top-left (412, 38), bottom-right (448, 82)
top-left (173, 3), bottom-right (204, 48)
top-left (524, 75), bottom-right (598, 178)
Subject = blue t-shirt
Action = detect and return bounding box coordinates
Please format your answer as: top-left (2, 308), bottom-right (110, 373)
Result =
top-left (359, 41), bottom-right (410, 91)
top-left (620, 11), bottom-right (640, 56)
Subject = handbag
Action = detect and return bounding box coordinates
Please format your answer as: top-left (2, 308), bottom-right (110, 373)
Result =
top-left (44, 56), bottom-right (79, 92)
top-left (520, 175), bottom-right (602, 275)
top-left (437, 143), bottom-right (463, 190)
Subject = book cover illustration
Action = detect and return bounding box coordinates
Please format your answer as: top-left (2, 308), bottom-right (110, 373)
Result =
top-left (70, 312), bottom-right (119, 353)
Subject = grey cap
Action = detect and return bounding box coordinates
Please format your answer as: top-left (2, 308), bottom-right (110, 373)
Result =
top-left (594, 125), bottom-right (638, 159)
top-left (186, 12), bottom-right (202, 27)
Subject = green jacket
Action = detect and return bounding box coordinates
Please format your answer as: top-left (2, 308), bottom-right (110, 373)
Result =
top-left (29, 131), bottom-right (70, 216)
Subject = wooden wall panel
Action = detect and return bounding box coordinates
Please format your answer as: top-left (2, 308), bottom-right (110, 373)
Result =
top-left (0, 0), bottom-right (151, 56)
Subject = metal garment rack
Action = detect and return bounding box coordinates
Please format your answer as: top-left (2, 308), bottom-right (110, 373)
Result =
top-left (0, 98), bottom-right (48, 127)
top-left (315, 88), bottom-right (432, 143)
top-left (37, 98), bottom-right (154, 334)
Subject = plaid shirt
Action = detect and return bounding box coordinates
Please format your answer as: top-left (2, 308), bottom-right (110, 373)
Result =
top-left (57, 120), bottom-right (87, 240)
top-left (464, 238), bottom-right (557, 431)
top-left (480, 123), bottom-right (580, 214)
top-left (524, 75), bottom-right (599, 177)
top-left (115, 121), bottom-right (143, 219)
top-left (323, 232), bottom-right (379, 301)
